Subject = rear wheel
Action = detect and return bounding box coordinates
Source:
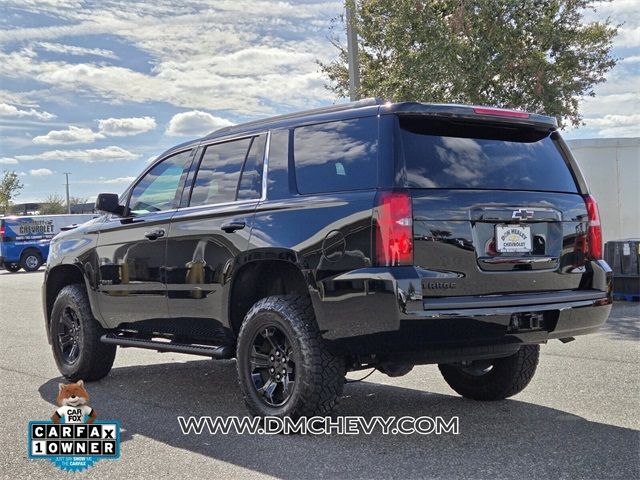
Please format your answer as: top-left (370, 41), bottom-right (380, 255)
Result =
top-left (50, 284), bottom-right (116, 381)
top-left (4, 263), bottom-right (21, 273)
top-left (21, 250), bottom-right (43, 272)
top-left (236, 295), bottom-right (345, 419)
top-left (438, 345), bottom-right (540, 400)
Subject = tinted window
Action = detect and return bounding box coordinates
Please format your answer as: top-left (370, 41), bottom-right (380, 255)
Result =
top-left (265, 129), bottom-right (290, 200)
top-left (400, 117), bottom-right (578, 192)
top-left (129, 150), bottom-right (191, 215)
top-left (293, 117), bottom-right (378, 194)
top-left (190, 138), bottom-right (252, 206)
top-left (237, 134), bottom-right (266, 200)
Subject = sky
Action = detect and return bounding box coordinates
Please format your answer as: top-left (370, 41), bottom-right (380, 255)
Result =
top-left (0, 0), bottom-right (638, 204)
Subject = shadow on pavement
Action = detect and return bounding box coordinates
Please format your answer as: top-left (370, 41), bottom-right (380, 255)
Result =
top-left (602, 302), bottom-right (640, 341)
top-left (39, 359), bottom-right (639, 479)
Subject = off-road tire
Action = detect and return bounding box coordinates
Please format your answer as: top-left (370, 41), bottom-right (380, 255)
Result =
top-left (20, 250), bottom-right (43, 272)
top-left (50, 284), bottom-right (116, 381)
top-left (236, 295), bottom-right (345, 419)
top-left (438, 345), bottom-right (540, 401)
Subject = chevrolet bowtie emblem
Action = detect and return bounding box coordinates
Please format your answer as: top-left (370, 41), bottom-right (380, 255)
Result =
top-left (512, 208), bottom-right (535, 220)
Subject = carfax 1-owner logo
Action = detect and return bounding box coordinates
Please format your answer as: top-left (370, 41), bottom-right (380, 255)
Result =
top-left (27, 380), bottom-right (121, 472)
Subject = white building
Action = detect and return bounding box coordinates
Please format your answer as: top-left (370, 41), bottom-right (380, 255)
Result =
top-left (566, 137), bottom-right (640, 243)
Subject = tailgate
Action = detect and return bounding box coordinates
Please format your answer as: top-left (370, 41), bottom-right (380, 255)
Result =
top-left (396, 114), bottom-right (592, 298)
top-left (412, 189), bottom-right (589, 297)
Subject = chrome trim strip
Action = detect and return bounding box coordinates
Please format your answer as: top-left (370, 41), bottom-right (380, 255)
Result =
top-left (261, 131), bottom-right (271, 202)
top-left (421, 290), bottom-right (606, 311)
top-left (198, 131), bottom-right (267, 149)
top-left (478, 257), bottom-right (557, 265)
top-left (174, 199), bottom-right (258, 213)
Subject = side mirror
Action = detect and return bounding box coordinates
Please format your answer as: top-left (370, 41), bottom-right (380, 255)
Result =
top-left (95, 193), bottom-right (123, 215)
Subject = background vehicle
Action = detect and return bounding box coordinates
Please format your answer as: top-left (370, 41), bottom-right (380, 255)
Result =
top-left (0, 214), bottom-right (96, 272)
top-left (43, 100), bottom-right (612, 418)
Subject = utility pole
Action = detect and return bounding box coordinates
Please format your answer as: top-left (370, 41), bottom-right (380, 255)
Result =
top-left (63, 172), bottom-right (71, 214)
top-left (346, 1), bottom-right (360, 102)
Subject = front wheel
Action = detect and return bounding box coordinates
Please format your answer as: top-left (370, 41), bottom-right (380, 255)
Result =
top-left (50, 284), bottom-right (116, 381)
top-left (438, 345), bottom-right (540, 401)
top-left (21, 251), bottom-right (43, 272)
top-left (236, 295), bottom-right (345, 419)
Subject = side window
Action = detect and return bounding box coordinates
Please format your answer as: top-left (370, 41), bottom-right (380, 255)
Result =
top-left (128, 150), bottom-right (192, 215)
top-left (237, 134), bottom-right (267, 200)
top-left (293, 117), bottom-right (378, 194)
top-left (190, 138), bottom-right (252, 207)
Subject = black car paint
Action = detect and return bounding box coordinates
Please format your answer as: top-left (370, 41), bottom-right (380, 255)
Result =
top-left (43, 100), bottom-right (612, 363)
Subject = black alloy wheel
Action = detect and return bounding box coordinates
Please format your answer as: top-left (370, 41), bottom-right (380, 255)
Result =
top-left (236, 295), bottom-right (345, 419)
top-left (249, 325), bottom-right (296, 407)
top-left (55, 306), bottom-right (83, 364)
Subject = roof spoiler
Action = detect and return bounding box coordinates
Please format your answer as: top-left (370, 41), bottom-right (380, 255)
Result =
top-left (390, 102), bottom-right (557, 130)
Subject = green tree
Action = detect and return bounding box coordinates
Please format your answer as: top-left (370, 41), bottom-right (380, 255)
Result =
top-left (39, 194), bottom-right (89, 214)
top-left (0, 171), bottom-right (24, 214)
top-left (39, 194), bottom-right (67, 214)
top-left (319, 0), bottom-right (618, 127)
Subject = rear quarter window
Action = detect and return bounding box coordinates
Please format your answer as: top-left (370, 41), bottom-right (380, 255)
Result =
top-left (293, 116), bottom-right (378, 194)
top-left (399, 117), bottom-right (578, 193)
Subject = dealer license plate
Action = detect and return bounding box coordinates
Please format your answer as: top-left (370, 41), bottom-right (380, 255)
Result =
top-left (496, 224), bottom-right (532, 253)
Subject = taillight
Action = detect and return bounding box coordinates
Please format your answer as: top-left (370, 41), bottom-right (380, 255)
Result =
top-left (374, 190), bottom-right (413, 266)
top-left (473, 106), bottom-right (530, 119)
top-left (0, 224), bottom-right (4, 239)
top-left (584, 194), bottom-right (602, 260)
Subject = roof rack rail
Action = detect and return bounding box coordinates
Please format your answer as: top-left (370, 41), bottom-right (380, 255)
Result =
top-left (205, 98), bottom-right (382, 139)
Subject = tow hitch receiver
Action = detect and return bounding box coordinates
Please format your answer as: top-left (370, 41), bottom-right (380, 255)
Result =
top-left (508, 312), bottom-right (545, 332)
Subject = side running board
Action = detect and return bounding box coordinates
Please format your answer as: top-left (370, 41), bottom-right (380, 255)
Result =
top-left (100, 333), bottom-right (232, 359)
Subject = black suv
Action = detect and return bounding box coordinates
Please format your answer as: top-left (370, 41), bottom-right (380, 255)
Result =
top-left (43, 100), bottom-right (612, 418)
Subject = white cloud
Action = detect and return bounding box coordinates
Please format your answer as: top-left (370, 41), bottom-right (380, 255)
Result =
top-left (0, 89), bottom-right (40, 106)
top-left (7, 146), bottom-right (139, 163)
top-left (621, 55), bottom-right (640, 64)
top-left (33, 125), bottom-right (103, 144)
top-left (583, 113), bottom-right (640, 137)
top-left (616, 26), bottom-right (640, 49)
top-left (98, 116), bottom-right (156, 136)
top-left (166, 110), bottom-right (233, 136)
top-left (29, 168), bottom-right (53, 176)
top-left (0, 1), bottom-right (340, 115)
top-left (33, 117), bottom-right (156, 144)
top-left (587, 113), bottom-right (640, 127)
top-left (75, 176), bottom-right (136, 184)
top-left (3, 0), bottom-right (84, 11)
top-left (35, 42), bottom-right (118, 59)
top-left (0, 157), bottom-right (18, 164)
top-left (0, 47), bottom-right (332, 116)
top-left (0, 102), bottom-right (55, 120)
top-left (0, 0), bottom-right (635, 146)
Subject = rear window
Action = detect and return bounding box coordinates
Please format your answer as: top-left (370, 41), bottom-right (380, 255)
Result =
top-left (293, 117), bottom-right (378, 194)
top-left (399, 117), bottom-right (578, 193)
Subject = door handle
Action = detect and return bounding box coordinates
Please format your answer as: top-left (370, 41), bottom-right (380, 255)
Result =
top-left (221, 221), bottom-right (246, 233)
top-left (144, 228), bottom-right (166, 240)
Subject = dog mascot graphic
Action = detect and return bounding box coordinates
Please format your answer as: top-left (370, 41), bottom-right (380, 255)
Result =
top-left (51, 380), bottom-right (97, 424)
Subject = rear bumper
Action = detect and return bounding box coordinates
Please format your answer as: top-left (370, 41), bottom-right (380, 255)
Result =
top-left (312, 261), bottom-right (612, 359)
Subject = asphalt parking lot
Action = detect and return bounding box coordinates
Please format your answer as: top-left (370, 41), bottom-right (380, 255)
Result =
top-left (0, 269), bottom-right (638, 479)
